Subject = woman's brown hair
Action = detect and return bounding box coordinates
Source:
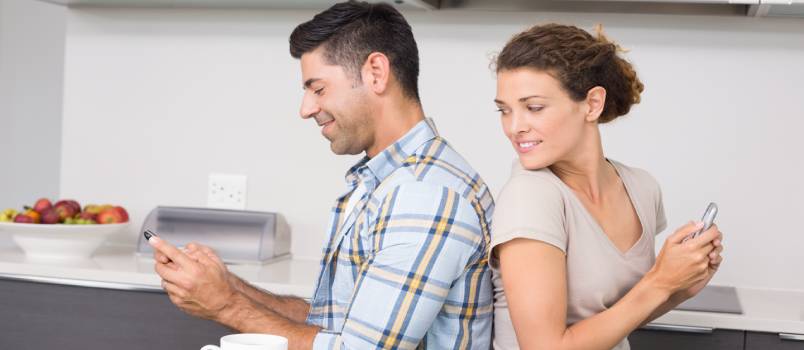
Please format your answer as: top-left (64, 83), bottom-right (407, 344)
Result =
top-left (495, 23), bottom-right (644, 123)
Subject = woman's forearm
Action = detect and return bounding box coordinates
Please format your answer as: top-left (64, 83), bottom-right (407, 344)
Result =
top-left (546, 274), bottom-right (672, 350)
top-left (640, 291), bottom-right (687, 327)
top-left (641, 269), bottom-right (715, 327)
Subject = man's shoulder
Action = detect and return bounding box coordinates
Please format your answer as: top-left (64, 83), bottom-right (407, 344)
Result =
top-left (385, 136), bottom-right (488, 200)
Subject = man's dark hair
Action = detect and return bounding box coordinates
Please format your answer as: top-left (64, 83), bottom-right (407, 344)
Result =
top-left (289, 1), bottom-right (420, 102)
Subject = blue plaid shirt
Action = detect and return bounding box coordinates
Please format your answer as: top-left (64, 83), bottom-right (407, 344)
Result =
top-left (306, 118), bottom-right (494, 349)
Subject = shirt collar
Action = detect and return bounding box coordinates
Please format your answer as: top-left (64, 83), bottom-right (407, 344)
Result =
top-left (344, 118), bottom-right (439, 186)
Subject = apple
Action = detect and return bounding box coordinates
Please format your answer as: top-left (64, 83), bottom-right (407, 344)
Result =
top-left (0, 209), bottom-right (17, 222)
top-left (23, 209), bottom-right (41, 223)
top-left (97, 207), bottom-right (124, 224)
top-left (13, 213), bottom-right (36, 224)
top-left (33, 198), bottom-right (52, 214)
top-left (77, 211), bottom-right (98, 223)
top-left (66, 200), bottom-right (81, 213)
top-left (114, 206), bottom-right (129, 222)
top-left (54, 202), bottom-right (78, 222)
top-left (54, 200), bottom-right (80, 215)
top-left (83, 204), bottom-right (103, 215)
top-left (40, 208), bottom-right (60, 224)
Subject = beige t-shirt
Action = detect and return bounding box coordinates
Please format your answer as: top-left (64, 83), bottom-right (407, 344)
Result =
top-left (490, 159), bottom-right (667, 350)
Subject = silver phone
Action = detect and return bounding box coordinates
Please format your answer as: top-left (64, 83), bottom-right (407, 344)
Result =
top-left (687, 202), bottom-right (718, 240)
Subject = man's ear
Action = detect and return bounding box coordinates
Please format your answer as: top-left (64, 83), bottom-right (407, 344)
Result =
top-left (584, 86), bottom-right (607, 122)
top-left (361, 52), bottom-right (391, 95)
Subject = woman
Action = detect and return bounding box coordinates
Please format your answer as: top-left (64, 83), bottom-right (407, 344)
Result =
top-left (490, 24), bottom-right (724, 350)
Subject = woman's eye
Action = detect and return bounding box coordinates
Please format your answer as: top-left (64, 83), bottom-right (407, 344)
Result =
top-left (496, 107), bottom-right (508, 115)
top-left (314, 88), bottom-right (324, 96)
top-left (528, 105), bottom-right (544, 112)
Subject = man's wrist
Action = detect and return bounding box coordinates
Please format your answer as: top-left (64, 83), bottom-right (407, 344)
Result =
top-left (227, 272), bottom-right (244, 292)
top-left (215, 288), bottom-right (250, 331)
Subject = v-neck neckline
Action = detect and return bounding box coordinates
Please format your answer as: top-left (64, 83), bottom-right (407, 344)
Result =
top-left (551, 159), bottom-right (647, 258)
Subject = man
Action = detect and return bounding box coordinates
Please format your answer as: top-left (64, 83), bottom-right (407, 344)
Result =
top-left (150, 2), bottom-right (493, 349)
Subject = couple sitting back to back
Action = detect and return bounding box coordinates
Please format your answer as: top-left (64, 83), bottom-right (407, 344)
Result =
top-left (149, 2), bottom-right (724, 350)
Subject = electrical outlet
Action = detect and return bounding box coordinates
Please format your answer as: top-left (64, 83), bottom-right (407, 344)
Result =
top-left (207, 173), bottom-right (247, 210)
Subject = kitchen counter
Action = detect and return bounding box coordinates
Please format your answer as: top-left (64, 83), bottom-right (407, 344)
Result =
top-left (0, 241), bottom-right (802, 335)
top-left (652, 288), bottom-right (804, 335)
top-left (0, 242), bottom-right (318, 297)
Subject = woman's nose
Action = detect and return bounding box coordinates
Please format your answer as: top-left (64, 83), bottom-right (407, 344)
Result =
top-left (509, 112), bottom-right (530, 135)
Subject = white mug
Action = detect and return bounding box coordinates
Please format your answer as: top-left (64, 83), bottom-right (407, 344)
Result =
top-left (200, 333), bottom-right (288, 350)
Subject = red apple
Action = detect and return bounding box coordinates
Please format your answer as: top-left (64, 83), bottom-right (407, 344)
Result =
top-left (54, 200), bottom-right (81, 214)
top-left (40, 208), bottom-right (60, 224)
top-left (113, 206), bottom-right (129, 222)
top-left (66, 200), bottom-right (81, 213)
top-left (13, 214), bottom-right (35, 224)
top-left (54, 202), bottom-right (78, 222)
top-left (33, 198), bottom-right (53, 214)
top-left (77, 211), bottom-right (98, 223)
top-left (96, 208), bottom-right (124, 224)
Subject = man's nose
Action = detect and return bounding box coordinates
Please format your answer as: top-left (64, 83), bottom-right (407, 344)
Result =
top-left (300, 93), bottom-right (320, 120)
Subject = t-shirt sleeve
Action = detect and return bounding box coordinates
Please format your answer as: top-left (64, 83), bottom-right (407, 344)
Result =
top-left (656, 185), bottom-right (667, 234)
top-left (489, 173), bottom-right (567, 269)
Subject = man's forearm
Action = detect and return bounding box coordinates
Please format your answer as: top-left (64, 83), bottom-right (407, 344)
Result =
top-left (229, 273), bottom-right (311, 323)
top-left (217, 291), bottom-right (320, 350)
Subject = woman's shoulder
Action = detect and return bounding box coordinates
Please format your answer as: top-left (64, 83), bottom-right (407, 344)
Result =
top-left (609, 159), bottom-right (661, 190)
top-left (491, 160), bottom-right (570, 256)
top-left (501, 160), bottom-right (565, 197)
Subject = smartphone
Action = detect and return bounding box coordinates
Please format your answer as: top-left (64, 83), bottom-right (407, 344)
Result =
top-left (143, 229), bottom-right (158, 241)
top-left (686, 202), bottom-right (718, 241)
top-left (143, 229), bottom-right (175, 263)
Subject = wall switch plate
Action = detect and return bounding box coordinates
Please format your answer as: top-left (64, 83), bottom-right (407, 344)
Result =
top-left (207, 173), bottom-right (247, 210)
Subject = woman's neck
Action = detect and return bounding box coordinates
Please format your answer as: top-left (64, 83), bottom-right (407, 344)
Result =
top-left (549, 127), bottom-right (618, 204)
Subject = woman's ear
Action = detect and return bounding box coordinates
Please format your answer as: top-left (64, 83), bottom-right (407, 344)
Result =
top-left (361, 52), bottom-right (391, 95)
top-left (584, 86), bottom-right (607, 122)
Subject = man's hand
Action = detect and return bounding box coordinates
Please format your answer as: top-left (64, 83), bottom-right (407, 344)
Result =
top-left (150, 237), bottom-right (237, 321)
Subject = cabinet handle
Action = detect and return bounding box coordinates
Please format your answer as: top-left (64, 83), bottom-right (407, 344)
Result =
top-left (779, 333), bottom-right (804, 342)
top-left (642, 323), bottom-right (714, 334)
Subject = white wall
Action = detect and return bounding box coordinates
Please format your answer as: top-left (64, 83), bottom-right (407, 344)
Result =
top-left (0, 0), bottom-right (66, 211)
top-left (59, 7), bottom-right (804, 291)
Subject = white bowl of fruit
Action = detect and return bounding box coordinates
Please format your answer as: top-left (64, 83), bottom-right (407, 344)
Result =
top-left (0, 198), bottom-right (130, 260)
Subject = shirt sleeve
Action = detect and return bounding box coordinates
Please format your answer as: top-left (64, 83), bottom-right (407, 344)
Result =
top-left (313, 182), bottom-right (487, 349)
top-left (489, 172), bottom-right (567, 270)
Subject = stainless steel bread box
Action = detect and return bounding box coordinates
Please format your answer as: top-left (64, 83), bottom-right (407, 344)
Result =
top-left (137, 206), bottom-right (290, 264)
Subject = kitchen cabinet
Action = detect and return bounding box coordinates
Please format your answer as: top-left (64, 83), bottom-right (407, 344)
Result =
top-left (746, 331), bottom-right (804, 350)
top-left (629, 326), bottom-right (744, 350)
top-left (34, 0), bottom-right (746, 17)
top-left (631, 327), bottom-right (804, 349)
top-left (38, 0), bottom-right (438, 10)
top-left (0, 277), bottom-right (230, 350)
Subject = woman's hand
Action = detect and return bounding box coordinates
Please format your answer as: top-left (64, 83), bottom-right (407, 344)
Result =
top-left (646, 222), bottom-right (722, 296)
top-left (678, 232), bottom-right (724, 298)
